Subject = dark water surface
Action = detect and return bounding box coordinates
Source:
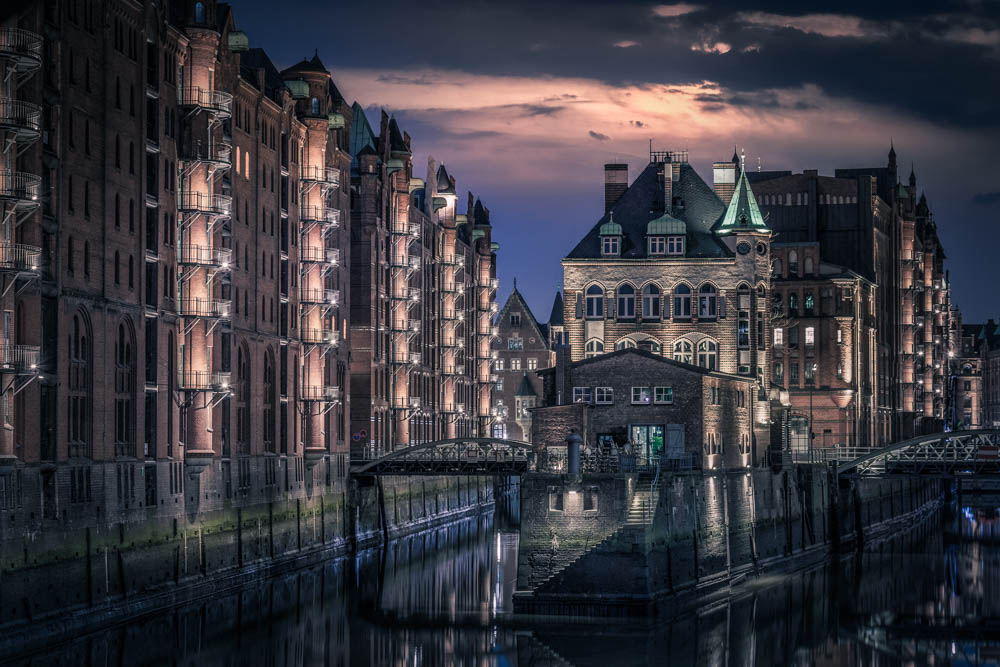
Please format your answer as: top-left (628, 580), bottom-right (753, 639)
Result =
top-left (11, 493), bottom-right (1000, 666)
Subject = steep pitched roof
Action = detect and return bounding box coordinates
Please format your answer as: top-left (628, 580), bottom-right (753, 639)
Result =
top-left (387, 118), bottom-right (410, 155)
top-left (241, 48), bottom-right (286, 103)
top-left (714, 163), bottom-right (770, 234)
top-left (495, 285), bottom-right (548, 348)
top-left (536, 347), bottom-right (752, 382)
top-left (284, 50), bottom-right (328, 75)
top-left (565, 162), bottom-right (730, 260)
top-left (350, 102), bottom-right (377, 171)
top-left (437, 164), bottom-right (455, 194)
top-left (548, 291), bottom-right (564, 326)
top-left (515, 374), bottom-right (537, 397)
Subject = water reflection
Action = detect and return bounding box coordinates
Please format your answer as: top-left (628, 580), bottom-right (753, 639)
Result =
top-left (9, 495), bottom-right (1000, 666)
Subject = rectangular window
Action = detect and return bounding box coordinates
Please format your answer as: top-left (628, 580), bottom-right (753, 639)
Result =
top-left (773, 361), bottom-right (784, 383)
top-left (805, 326), bottom-right (815, 346)
top-left (508, 337), bottom-right (523, 350)
top-left (495, 359), bottom-right (504, 371)
top-left (583, 486), bottom-right (598, 512)
top-left (511, 359), bottom-right (521, 371)
top-left (738, 311), bottom-right (750, 348)
top-left (527, 358), bottom-right (537, 370)
top-left (654, 387), bottom-right (673, 404)
top-left (648, 236), bottom-right (665, 255)
top-left (757, 311), bottom-right (765, 348)
top-left (573, 386), bottom-right (593, 404)
top-left (496, 377), bottom-right (503, 391)
top-left (667, 236), bottom-right (685, 255)
top-left (773, 327), bottom-right (783, 347)
top-left (510, 313), bottom-right (521, 327)
top-left (548, 486), bottom-right (564, 512)
top-left (837, 328), bottom-right (843, 344)
top-left (595, 387), bottom-right (613, 404)
top-left (631, 386), bottom-right (651, 404)
top-left (790, 361), bottom-right (799, 384)
top-left (602, 236), bottom-right (619, 255)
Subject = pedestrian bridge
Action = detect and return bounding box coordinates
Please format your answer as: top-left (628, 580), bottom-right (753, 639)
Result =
top-left (351, 438), bottom-right (536, 476)
top-left (821, 430), bottom-right (1000, 476)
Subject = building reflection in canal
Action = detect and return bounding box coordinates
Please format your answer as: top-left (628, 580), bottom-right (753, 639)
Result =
top-left (9, 496), bottom-right (1000, 667)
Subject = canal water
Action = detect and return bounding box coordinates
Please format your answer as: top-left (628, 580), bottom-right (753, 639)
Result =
top-left (9, 492), bottom-right (1000, 666)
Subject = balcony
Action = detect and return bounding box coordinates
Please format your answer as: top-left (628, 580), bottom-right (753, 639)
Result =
top-left (300, 205), bottom-right (340, 228)
top-left (180, 139), bottom-right (232, 167)
top-left (179, 87), bottom-right (233, 117)
top-left (392, 351), bottom-right (421, 366)
top-left (300, 288), bottom-right (340, 306)
top-left (0, 243), bottom-right (40, 273)
top-left (301, 328), bottom-right (339, 346)
top-left (300, 246), bottom-right (340, 265)
top-left (178, 244), bottom-right (232, 267)
top-left (390, 396), bottom-right (421, 410)
top-left (300, 385), bottom-right (340, 402)
top-left (178, 190), bottom-right (232, 217)
top-left (391, 287), bottom-right (420, 303)
top-left (440, 254), bottom-right (462, 266)
top-left (178, 297), bottom-right (231, 319)
top-left (391, 221), bottom-right (421, 238)
top-left (390, 319), bottom-right (419, 333)
top-left (0, 170), bottom-right (40, 208)
top-left (299, 165), bottom-right (339, 187)
top-left (178, 370), bottom-right (231, 392)
top-left (0, 344), bottom-right (39, 374)
top-left (390, 254), bottom-right (420, 270)
top-left (0, 100), bottom-right (41, 142)
top-left (443, 364), bottom-right (465, 376)
top-left (0, 29), bottom-right (42, 73)
top-left (441, 283), bottom-right (465, 295)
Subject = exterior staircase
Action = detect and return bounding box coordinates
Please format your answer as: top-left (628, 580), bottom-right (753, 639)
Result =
top-left (627, 476), bottom-right (658, 526)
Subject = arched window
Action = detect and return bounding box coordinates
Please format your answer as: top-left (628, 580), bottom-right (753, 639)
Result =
top-left (614, 338), bottom-right (636, 351)
top-left (235, 146), bottom-right (241, 175)
top-left (673, 339), bottom-right (693, 364)
top-left (114, 321), bottom-right (135, 457)
top-left (673, 283), bottom-right (691, 319)
top-left (773, 258), bottom-right (782, 277)
top-left (194, 2), bottom-right (205, 23)
top-left (804, 256), bottom-right (814, 275)
top-left (788, 292), bottom-right (799, 315)
top-left (617, 283), bottom-right (635, 320)
top-left (310, 97), bottom-right (320, 115)
top-left (642, 284), bottom-right (660, 320)
top-left (585, 285), bottom-right (604, 319)
top-left (236, 343), bottom-right (251, 454)
top-left (697, 339), bottom-right (718, 370)
top-left (637, 339), bottom-right (662, 354)
top-left (263, 348), bottom-right (275, 453)
top-left (585, 339), bottom-right (604, 359)
top-left (788, 250), bottom-right (798, 275)
top-left (68, 311), bottom-right (92, 458)
top-left (698, 284), bottom-right (717, 319)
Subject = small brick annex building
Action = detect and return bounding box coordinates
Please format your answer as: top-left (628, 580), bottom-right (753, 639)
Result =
top-left (533, 348), bottom-right (756, 469)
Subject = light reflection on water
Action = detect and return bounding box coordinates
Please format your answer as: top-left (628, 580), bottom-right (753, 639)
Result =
top-left (9, 495), bottom-right (1000, 666)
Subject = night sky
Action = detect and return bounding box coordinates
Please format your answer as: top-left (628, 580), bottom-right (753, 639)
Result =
top-left (234, 1), bottom-right (1000, 323)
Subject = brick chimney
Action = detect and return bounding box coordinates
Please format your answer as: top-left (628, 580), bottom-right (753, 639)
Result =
top-left (712, 161), bottom-right (736, 204)
top-left (663, 160), bottom-right (674, 213)
top-left (604, 163), bottom-right (628, 213)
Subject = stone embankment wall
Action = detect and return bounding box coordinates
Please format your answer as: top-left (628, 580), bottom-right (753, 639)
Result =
top-left (0, 467), bottom-right (495, 645)
top-left (514, 465), bottom-right (940, 616)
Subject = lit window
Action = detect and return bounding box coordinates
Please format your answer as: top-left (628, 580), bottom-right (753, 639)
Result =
top-left (595, 387), bottom-right (613, 404)
top-left (631, 387), bottom-right (651, 404)
top-left (573, 387), bottom-right (593, 403)
top-left (654, 387), bottom-right (673, 404)
top-left (495, 359), bottom-right (504, 371)
top-left (527, 358), bottom-right (537, 370)
top-left (511, 359), bottom-right (521, 371)
top-left (805, 326), bottom-right (815, 346)
top-left (836, 329), bottom-right (843, 344)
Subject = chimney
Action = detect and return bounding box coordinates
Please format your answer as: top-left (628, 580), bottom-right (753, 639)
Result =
top-left (663, 161), bottom-right (674, 213)
top-left (712, 161), bottom-right (737, 204)
top-left (604, 163), bottom-right (628, 213)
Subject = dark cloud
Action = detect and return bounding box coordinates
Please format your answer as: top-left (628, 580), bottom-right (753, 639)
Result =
top-left (629, 120), bottom-right (646, 127)
top-left (589, 130), bottom-right (611, 141)
top-left (513, 104), bottom-right (565, 117)
top-left (973, 192), bottom-right (1000, 205)
top-left (374, 73), bottom-right (437, 86)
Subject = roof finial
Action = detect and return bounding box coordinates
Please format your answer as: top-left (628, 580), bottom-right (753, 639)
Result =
top-left (314, 48), bottom-right (319, 57)
top-left (513, 276), bottom-right (517, 289)
top-left (740, 147), bottom-right (746, 171)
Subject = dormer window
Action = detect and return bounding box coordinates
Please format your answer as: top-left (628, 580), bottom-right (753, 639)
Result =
top-left (667, 235), bottom-right (684, 255)
top-left (602, 236), bottom-right (619, 256)
top-left (649, 236), bottom-right (665, 255)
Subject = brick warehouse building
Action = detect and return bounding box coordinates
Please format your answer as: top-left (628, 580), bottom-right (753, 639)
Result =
top-left (560, 150), bottom-right (775, 453)
top-left (0, 1), bottom-right (495, 520)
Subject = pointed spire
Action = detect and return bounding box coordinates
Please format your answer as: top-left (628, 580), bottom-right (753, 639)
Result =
top-left (909, 162), bottom-right (916, 188)
top-left (888, 140), bottom-right (897, 165)
top-left (513, 276), bottom-right (517, 289)
top-left (715, 156), bottom-right (769, 235)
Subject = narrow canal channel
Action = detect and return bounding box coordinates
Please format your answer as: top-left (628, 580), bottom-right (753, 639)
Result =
top-left (9, 491), bottom-right (1000, 666)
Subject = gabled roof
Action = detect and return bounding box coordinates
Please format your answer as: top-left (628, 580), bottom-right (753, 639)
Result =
top-left (387, 118), bottom-right (410, 155)
top-left (284, 50), bottom-right (328, 75)
top-left (437, 164), bottom-right (455, 194)
top-left (515, 374), bottom-right (537, 397)
top-left (714, 163), bottom-right (769, 234)
top-left (537, 347), bottom-right (752, 382)
top-left (548, 291), bottom-right (564, 326)
top-left (495, 285), bottom-right (548, 349)
top-left (474, 198), bottom-right (490, 226)
top-left (565, 162), bottom-right (730, 260)
top-left (241, 48), bottom-right (286, 103)
top-left (350, 102), bottom-right (377, 171)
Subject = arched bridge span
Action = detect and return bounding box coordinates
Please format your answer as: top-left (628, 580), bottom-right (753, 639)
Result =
top-left (351, 438), bottom-right (536, 476)
top-left (837, 430), bottom-right (1000, 476)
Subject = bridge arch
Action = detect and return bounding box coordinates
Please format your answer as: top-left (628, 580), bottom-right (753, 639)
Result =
top-left (351, 437), bottom-right (537, 476)
top-left (837, 430), bottom-right (1000, 476)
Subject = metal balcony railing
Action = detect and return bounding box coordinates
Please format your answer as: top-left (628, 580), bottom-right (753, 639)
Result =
top-left (299, 205), bottom-right (341, 227)
top-left (178, 190), bottom-right (232, 216)
top-left (0, 29), bottom-right (42, 72)
top-left (0, 344), bottom-right (39, 374)
top-left (390, 319), bottom-right (419, 333)
top-left (0, 100), bottom-right (41, 141)
top-left (178, 370), bottom-right (231, 391)
top-left (390, 396), bottom-right (421, 410)
top-left (390, 221), bottom-right (421, 237)
top-left (300, 385), bottom-right (340, 402)
top-left (440, 254), bottom-right (461, 266)
top-left (0, 170), bottom-right (40, 206)
top-left (390, 287), bottom-right (420, 302)
top-left (180, 139), bottom-right (232, 165)
top-left (178, 297), bottom-right (231, 319)
top-left (178, 244), bottom-right (232, 267)
top-left (443, 364), bottom-right (465, 376)
top-left (0, 243), bottom-right (40, 272)
top-left (391, 351), bottom-right (421, 366)
top-left (179, 87), bottom-right (233, 117)
top-left (300, 288), bottom-right (340, 305)
top-left (301, 328), bottom-right (339, 345)
top-left (299, 165), bottom-right (339, 186)
top-left (300, 246), bottom-right (340, 265)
